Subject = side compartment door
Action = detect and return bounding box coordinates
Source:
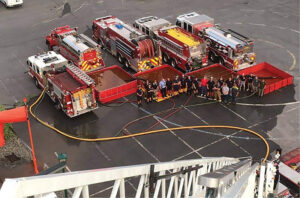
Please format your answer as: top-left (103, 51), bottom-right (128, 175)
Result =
top-left (110, 38), bottom-right (117, 56)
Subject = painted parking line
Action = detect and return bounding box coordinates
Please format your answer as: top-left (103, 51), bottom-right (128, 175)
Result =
top-left (124, 128), bottom-right (161, 162)
top-left (183, 106), bottom-right (251, 157)
top-left (131, 103), bottom-right (203, 158)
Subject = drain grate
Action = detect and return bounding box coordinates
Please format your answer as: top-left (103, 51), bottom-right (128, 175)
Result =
top-left (5, 153), bottom-right (20, 163)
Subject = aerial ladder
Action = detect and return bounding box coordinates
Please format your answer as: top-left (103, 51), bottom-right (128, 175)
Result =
top-left (0, 157), bottom-right (279, 198)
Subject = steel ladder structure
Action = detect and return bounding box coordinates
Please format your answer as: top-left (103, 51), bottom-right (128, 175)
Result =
top-left (66, 64), bottom-right (95, 86)
top-left (0, 157), bottom-right (277, 198)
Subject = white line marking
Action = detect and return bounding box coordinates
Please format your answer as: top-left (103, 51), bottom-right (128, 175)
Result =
top-left (152, 115), bottom-right (203, 158)
top-left (236, 101), bottom-right (300, 107)
top-left (290, 29), bottom-right (300, 34)
top-left (183, 106), bottom-right (209, 125)
top-left (124, 129), bottom-right (160, 162)
top-left (94, 143), bottom-right (111, 161)
top-left (248, 23), bottom-right (266, 26)
top-left (183, 106), bottom-right (251, 156)
top-left (221, 104), bottom-right (247, 121)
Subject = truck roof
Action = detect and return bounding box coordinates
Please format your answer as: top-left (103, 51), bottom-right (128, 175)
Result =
top-left (162, 26), bottom-right (201, 47)
top-left (135, 16), bottom-right (171, 31)
top-left (95, 16), bottom-right (144, 41)
top-left (62, 35), bottom-right (90, 54)
top-left (49, 72), bottom-right (83, 92)
top-left (54, 25), bottom-right (76, 36)
top-left (28, 51), bottom-right (67, 68)
top-left (177, 12), bottom-right (214, 25)
top-left (206, 27), bottom-right (247, 48)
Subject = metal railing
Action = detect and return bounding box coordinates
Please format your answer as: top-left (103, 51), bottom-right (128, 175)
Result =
top-left (0, 157), bottom-right (239, 198)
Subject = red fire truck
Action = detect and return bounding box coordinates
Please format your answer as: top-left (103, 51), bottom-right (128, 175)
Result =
top-left (46, 25), bottom-right (104, 72)
top-left (176, 12), bottom-right (256, 71)
top-left (27, 51), bottom-right (98, 118)
top-left (92, 15), bottom-right (161, 72)
top-left (157, 25), bottom-right (208, 71)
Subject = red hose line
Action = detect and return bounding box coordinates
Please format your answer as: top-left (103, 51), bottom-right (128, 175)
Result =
top-left (144, 95), bottom-right (192, 132)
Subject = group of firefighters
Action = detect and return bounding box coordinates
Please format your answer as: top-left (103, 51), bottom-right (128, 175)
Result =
top-left (136, 73), bottom-right (267, 107)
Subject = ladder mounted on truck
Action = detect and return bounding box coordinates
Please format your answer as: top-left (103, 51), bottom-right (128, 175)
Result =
top-left (65, 64), bottom-right (95, 86)
top-left (0, 157), bottom-right (279, 198)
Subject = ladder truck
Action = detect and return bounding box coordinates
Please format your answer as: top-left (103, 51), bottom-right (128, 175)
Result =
top-left (46, 25), bottom-right (104, 72)
top-left (27, 51), bottom-right (98, 118)
top-left (92, 15), bottom-right (161, 72)
top-left (158, 25), bottom-right (208, 72)
top-left (176, 12), bottom-right (256, 71)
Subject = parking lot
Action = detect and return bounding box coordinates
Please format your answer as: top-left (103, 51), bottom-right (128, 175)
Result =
top-left (0, 0), bottom-right (299, 196)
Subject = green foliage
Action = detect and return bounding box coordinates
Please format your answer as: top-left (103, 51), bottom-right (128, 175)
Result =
top-left (0, 105), bottom-right (15, 140)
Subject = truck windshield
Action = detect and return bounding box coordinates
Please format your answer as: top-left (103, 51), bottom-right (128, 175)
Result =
top-left (189, 43), bottom-right (206, 58)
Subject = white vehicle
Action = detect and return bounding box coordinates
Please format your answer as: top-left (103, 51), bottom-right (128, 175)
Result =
top-left (0, 0), bottom-right (23, 7)
top-left (133, 16), bottom-right (171, 41)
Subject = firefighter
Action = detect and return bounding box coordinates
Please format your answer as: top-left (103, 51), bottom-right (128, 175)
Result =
top-left (226, 77), bottom-right (234, 99)
top-left (192, 77), bottom-right (199, 96)
top-left (136, 85), bottom-right (143, 107)
top-left (213, 81), bottom-right (222, 102)
top-left (240, 73), bottom-right (246, 91)
top-left (222, 83), bottom-right (229, 104)
top-left (253, 76), bottom-right (259, 94)
top-left (186, 76), bottom-right (193, 95)
top-left (258, 79), bottom-right (266, 98)
top-left (144, 80), bottom-right (151, 99)
top-left (166, 78), bottom-right (173, 97)
top-left (218, 76), bottom-right (224, 88)
top-left (173, 76), bottom-right (180, 96)
top-left (234, 75), bottom-right (241, 90)
top-left (207, 77), bottom-right (215, 99)
top-left (273, 148), bottom-right (281, 190)
top-left (247, 73), bottom-right (254, 92)
top-left (179, 74), bottom-right (186, 93)
top-left (200, 76), bottom-right (208, 97)
top-left (231, 82), bottom-right (239, 104)
top-left (146, 84), bottom-right (154, 103)
top-left (159, 78), bottom-right (167, 98)
top-left (152, 80), bottom-right (158, 99)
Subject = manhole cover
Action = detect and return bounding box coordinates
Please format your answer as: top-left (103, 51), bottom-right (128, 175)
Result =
top-left (5, 153), bottom-right (20, 163)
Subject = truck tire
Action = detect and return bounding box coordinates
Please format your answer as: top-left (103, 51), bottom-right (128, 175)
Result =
top-left (46, 40), bottom-right (53, 50)
top-left (98, 39), bottom-right (104, 49)
top-left (34, 78), bottom-right (40, 89)
top-left (209, 51), bottom-right (218, 63)
top-left (162, 53), bottom-right (169, 63)
top-left (219, 57), bottom-right (225, 66)
top-left (124, 59), bottom-right (130, 69)
top-left (117, 53), bottom-right (124, 64)
top-left (170, 58), bottom-right (177, 68)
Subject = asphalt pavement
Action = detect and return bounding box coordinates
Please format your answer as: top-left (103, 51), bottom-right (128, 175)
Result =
top-left (0, 0), bottom-right (299, 196)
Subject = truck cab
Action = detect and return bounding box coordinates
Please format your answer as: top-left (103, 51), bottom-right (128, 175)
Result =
top-left (46, 26), bottom-right (77, 50)
top-left (176, 12), bottom-right (214, 35)
top-left (27, 51), bottom-right (68, 88)
top-left (133, 16), bottom-right (171, 41)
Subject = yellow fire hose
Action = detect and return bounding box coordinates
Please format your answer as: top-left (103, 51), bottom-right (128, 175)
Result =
top-left (30, 89), bottom-right (269, 162)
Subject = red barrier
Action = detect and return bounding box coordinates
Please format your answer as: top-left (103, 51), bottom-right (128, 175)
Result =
top-left (0, 105), bottom-right (39, 174)
top-left (238, 62), bottom-right (294, 95)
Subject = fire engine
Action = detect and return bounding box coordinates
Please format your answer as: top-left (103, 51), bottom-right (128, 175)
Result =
top-left (46, 25), bottom-right (104, 72)
top-left (176, 12), bottom-right (256, 70)
top-left (92, 16), bottom-right (161, 72)
top-left (27, 51), bottom-right (98, 118)
top-left (157, 25), bottom-right (208, 71)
